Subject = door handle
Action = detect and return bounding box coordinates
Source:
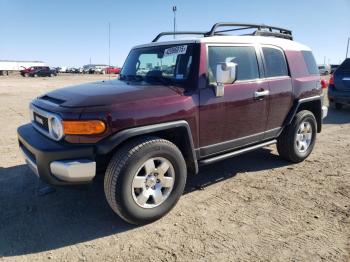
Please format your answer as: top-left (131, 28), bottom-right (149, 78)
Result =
top-left (254, 90), bottom-right (269, 99)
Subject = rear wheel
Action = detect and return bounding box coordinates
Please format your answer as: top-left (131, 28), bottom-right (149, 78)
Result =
top-left (104, 137), bottom-right (187, 225)
top-left (277, 110), bottom-right (317, 163)
top-left (34, 74), bottom-right (38, 78)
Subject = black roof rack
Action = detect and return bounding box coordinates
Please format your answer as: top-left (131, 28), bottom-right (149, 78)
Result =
top-left (207, 22), bottom-right (293, 40)
top-left (152, 31), bottom-right (206, 42)
top-left (152, 22), bottom-right (293, 42)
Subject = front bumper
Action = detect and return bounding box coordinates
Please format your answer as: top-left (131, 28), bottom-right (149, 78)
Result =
top-left (18, 124), bottom-right (96, 186)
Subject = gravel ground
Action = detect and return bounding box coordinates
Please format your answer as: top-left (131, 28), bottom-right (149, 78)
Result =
top-left (0, 74), bottom-right (349, 262)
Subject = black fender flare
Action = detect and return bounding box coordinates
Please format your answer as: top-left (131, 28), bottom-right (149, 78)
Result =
top-left (284, 95), bottom-right (323, 132)
top-left (96, 120), bottom-right (198, 174)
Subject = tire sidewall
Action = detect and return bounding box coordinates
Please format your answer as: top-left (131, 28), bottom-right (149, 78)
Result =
top-left (293, 113), bottom-right (317, 159)
top-left (115, 141), bottom-right (186, 223)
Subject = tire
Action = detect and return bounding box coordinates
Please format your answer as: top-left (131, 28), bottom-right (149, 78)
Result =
top-left (34, 74), bottom-right (38, 78)
top-left (277, 110), bottom-right (317, 163)
top-left (104, 136), bottom-right (187, 225)
top-left (24, 73), bottom-right (29, 77)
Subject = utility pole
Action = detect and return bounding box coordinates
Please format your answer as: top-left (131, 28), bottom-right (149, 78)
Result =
top-left (346, 37), bottom-right (350, 59)
top-left (323, 56), bottom-right (326, 65)
top-left (173, 6), bottom-right (177, 39)
top-left (108, 22), bottom-right (111, 80)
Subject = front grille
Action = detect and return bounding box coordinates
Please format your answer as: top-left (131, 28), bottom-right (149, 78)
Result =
top-left (29, 103), bottom-right (63, 141)
top-left (33, 112), bottom-right (49, 131)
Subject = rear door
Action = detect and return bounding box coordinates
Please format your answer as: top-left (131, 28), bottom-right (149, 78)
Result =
top-left (261, 46), bottom-right (293, 138)
top-left (199, 44), bottom-right (269, 157)
top-left (334, 59), bottom-right (350, 91)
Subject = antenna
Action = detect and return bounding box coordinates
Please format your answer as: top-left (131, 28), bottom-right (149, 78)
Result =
top-left (172, 6), bottom-right (177, 39)
top-left (108, 22), bottom-right (111, 80)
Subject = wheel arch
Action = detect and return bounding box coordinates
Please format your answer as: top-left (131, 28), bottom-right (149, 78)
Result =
top-left (96, 120), bottom-right (198, 175)
top-left (284, 96), bottom-right (322, 133)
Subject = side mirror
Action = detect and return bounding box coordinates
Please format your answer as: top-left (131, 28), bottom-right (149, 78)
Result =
top-left (214, 62), bottom-right (237, 97)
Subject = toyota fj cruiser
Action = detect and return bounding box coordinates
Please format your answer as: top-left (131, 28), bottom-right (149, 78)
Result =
top-left (18, 23), bottom-right (328, 225)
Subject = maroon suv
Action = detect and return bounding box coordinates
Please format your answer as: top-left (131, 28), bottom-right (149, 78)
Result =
top-left (17, 23), bottom-right (328, 225)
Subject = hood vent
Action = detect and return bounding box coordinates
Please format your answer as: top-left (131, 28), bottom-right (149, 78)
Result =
top-left (39, 95), bottom-right (65, 105)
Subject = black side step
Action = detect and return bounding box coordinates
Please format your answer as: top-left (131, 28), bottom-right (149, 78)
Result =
top-left (199, 140), bottom-right (277, 165)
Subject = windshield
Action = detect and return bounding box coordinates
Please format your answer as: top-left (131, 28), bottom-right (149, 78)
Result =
top-left (120, 44), bottom-right (195, 84)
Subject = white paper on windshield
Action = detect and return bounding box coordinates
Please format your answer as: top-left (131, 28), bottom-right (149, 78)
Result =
top-left (164, 45), bottom-right (187, 57)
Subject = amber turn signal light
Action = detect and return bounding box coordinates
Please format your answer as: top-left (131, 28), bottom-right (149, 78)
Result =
top-left (63, 120), bottom-right (106, 135)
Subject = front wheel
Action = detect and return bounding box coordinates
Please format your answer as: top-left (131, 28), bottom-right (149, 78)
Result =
top-left (277, 110), bottom-right (317, 163)
top-left (104, 137), bottom-right (187, 225)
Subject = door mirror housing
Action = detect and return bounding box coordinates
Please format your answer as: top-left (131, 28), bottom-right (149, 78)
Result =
top-left (216, 62), bottom-right (237, 85)
top-left (214, 62), bottom-right (237, 97)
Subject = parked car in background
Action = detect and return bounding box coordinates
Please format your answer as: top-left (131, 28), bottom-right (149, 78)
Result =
top-left (67, 67), bottom-right (80, 74)
top-left (330, 64), bottom-right (339, 74)
top-left (82, 65), bottom-right (94, 74)
top-left (18, 22), bottom-right (327, 225)
top-left (82, 64), bottom-right (109, 74)
top-left (28, 67), bottom-right (57, 77)
top-left (318, 64), bottom-right (330, 75)
top-left (58, 67), bottom-right (68, 73)
top-left (103, 66), bottom-right (121, 74)
top-left (328, 58), bottom-right (350, 110)
top-left (20, 66), bottom-right (45, 77)
top-left (94, 64), bottom-right (109, 74)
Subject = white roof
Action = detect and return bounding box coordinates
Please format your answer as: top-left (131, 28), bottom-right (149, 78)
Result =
top-left (133, 35), bottom-right (311, 51)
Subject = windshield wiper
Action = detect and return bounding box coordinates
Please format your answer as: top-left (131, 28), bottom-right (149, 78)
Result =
top-left (144, 75), bottom-right (173, 85)
top-left (119, 74), bottom-right (144, 82)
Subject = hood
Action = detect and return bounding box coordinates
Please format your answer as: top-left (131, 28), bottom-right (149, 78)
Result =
top-left (40, 79), bottom-right (183, 108)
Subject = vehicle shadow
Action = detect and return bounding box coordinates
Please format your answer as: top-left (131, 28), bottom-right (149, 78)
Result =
top-left (0, 147), bottom-right (289, 257)
top-left (323, 106), bottom-right (350, 125)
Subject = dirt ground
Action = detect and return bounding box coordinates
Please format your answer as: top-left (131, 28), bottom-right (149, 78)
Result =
top-left (0, 74), bottom-right (349, 262)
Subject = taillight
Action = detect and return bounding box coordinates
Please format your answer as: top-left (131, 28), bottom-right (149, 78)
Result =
top-left (320, 79), bottom-right (328, 89)
top-left (329, 74), bottom-right (334, 85)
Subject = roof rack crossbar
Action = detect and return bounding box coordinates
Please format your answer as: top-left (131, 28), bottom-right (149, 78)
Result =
top-left (214, 26), bottom-right (255, 34)
top-left (207, 22), bottom-right (292, 40)
top-left (152, 31), bottom-right (206, 42)
top-left (253, 30), bottom-right (293, 40)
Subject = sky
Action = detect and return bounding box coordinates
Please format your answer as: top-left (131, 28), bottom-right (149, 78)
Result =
top-left (0, 0), bottom-right (349, 67)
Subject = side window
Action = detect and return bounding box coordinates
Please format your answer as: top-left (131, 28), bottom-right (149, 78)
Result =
top-left (262, 47), bottom-right (289, 77)
top-left (302, 51), bottom-right (319, 75)
top-left (208, 46), bottom-right (259, 82)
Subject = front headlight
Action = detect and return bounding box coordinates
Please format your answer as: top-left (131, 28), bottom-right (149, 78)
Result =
top-left (50, 116), bottom-right (64, 140)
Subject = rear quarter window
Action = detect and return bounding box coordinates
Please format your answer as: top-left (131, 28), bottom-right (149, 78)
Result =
top-left (302, 51), bottom-right (319, 75)
top-left (262, 47), bottom-right (289, 77)
top-left (337, 58), bottom-right (350, 73)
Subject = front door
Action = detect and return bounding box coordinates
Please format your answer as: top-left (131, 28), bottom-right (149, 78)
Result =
top-left (199, 45), bottom-right (269, 157)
